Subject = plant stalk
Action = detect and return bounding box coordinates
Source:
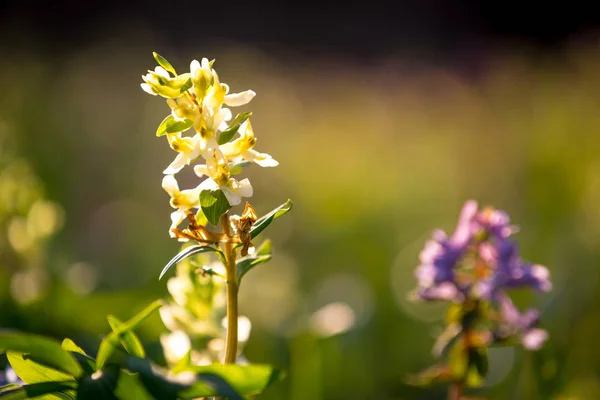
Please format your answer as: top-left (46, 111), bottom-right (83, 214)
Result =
top-left (221, 212), bottom-right (238, 364)
top-left (448, 382), bottom-right (462, 400)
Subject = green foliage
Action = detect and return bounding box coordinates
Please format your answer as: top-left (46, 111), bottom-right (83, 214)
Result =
top-left (0, 381), bottom-right (77, 399)
top-left (159, 245), bottom-right (224, 280)
top-left (96, 300), bottom-right (162, 369)
top-left (152, 52), bottom-right (177, 76)
top-left (217, 112), bottom-right (252, 145)
top-left (250, 200), bottom-right (293, 239)
top-left (0, 334), bottom-right (82, 378)
top-left (0, 299), bottom-right (281, 399)
top-left (106, 317), bottom-right (146, 359)
top-left (199, 189), bottom-right (231, 226)
top-left (155, 115), bottom-right (193, 137)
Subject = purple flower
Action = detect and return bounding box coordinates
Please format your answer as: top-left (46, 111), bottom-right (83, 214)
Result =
top-left (475, 207), bottom-right (516, 239)
top-left (476, 239), bottom-right (552, 299)
top-left (414, 200), bottom-right (478, 300)
top-left (496, 292), bottom-right (548, 350)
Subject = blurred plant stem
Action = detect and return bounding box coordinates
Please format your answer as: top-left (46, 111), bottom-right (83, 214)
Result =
top-left (221, 212), bottom-right (238, 364)
top-left (448, 383), bottom-right (462, 400)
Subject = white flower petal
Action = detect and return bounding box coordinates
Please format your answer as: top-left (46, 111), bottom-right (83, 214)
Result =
top-left (221, 187), bottom-right (242, 206)
top-left (224, 90), bottom-right (256, 107)
top-left (163, 153), bottom-right (187, 175)
top-left (154, 66), bottom-right (170, 78)
top-left (237, 178), bottom-right (253, 198)
top-left (162, 175), bottom-right (179, 196)
top-left (244, 149), bottom-right (279, 167)
top-left (140, 83), bottom-right (157, 95)
top-left (193, 165), bottom-right (210, 177)
top-left (190, 59), bottom-right (200, 75)
top-left (170, 210), bottom-right (186, 233)
top-left (199, 178), bottom-right (219, 191)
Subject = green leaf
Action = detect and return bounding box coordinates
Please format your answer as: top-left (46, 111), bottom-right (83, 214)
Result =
top-left (60, 340), bottom-right (86, 357)
top-left (114, 372), bottom-right (153, 400)
top-left (156, 115), bottom-right (193, 137)
top-left (160, 245), bottom-right (224, 280)
top-left (0, 334), bottom-right (82, 378)
top-left (96, 301), bottom-right (163, 370)
top-left (106, 316), bottom-right (145, 358)
top-left (465, 348), bottom-right (488, 388)
top-left (229, 160), bottom-right (251, 175)
top-left (61, 340), bottom-right (95, 377)
top-left (184, 364), bottom-right (284, 397)
top-left (255, 239), bottom-right (272, 256)
top-left (217, 112), bottom-right (252, 145)
top-left (0, 381), bottom-right (77, 400)
top-left (152, 52), bottom-right (177, 76)
top-left (199, 189), bottom-right (231, 226)
top-left (448, 341), bottom-right (468, 381)
top-left (236, 255), bottom-right (272, 286)
top-left (7, 352), bottom-right (74, 386)
top-left (124, 358), bottom-right (186, 400)
top-left (183, 374), bottom-right (243, 400)
top-left (126, 358), bottom-right (282, 398)
top-left (178, 78), bottom-right (193, 93)
top-left (250, 200), bottom-right (293, 239)
top-left (94, 338), bottom-right (122, 372)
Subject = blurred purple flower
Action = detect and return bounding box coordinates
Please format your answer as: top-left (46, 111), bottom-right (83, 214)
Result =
top-left (475, 207), bottom-right (516, 239)
top-left (414, 200), bottom-right (478, 300)
top-left (496, 292), bottom-right (548, 350)
top-left (476, 239), bottom-right (552, 299)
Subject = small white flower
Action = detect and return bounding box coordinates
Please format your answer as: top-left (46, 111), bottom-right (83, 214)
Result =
top-left (141, 68), bottom-right (192, 99)
top-left (163, 133), bottom-right (202, 174)
top-left (219, 120), bottom-right (278, 167)
top-left (162, 175), bottom-right (202, 234)
top-left (195, 171), bottom-right (253, 206)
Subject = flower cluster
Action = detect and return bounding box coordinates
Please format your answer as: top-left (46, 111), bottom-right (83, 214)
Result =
top-left (414, 200), bottom-right (551, 349)
top-left (410, 200), bottom-right (552, 390)
top-left (159, 252), bottom-right (251, 367)
top-left (141, 54), bottom-right (277, 237)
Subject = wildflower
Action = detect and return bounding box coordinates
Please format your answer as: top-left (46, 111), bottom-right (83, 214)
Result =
top-left (163, 133), bottom-right (202, 174)
top-left (410, 200), bottom-right (552, 393)
top-left (414, 200), bottom-right (478, 300)
top-left (496, 292), bottom-right (548, 350)
top-left (220, 121), bottom-right (279, 167)
top-left (476, 239), bottom-right (552, 299)
top-left (194, 157), bottom-right (253, 206)
top-left (162, 175), bottom-right (202, 235)
top-left (141, 67), bottom-right (191, 98)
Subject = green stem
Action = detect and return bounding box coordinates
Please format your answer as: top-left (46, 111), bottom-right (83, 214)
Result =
top-left (220, 212), bottom-right (238, 364)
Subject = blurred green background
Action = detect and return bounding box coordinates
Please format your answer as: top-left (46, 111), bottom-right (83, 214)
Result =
top-left (1, 3), bottom-right (600, 399)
